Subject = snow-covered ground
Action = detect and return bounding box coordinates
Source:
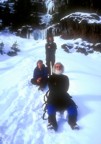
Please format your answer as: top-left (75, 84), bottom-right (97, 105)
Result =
top-left (0, 0), bottom-right (7, 3)
top-left (0, 33), bottom-right (101, 144)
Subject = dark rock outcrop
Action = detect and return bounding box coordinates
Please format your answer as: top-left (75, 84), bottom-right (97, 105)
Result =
top-left (60, 12), bottom-right (101, 42)
top-left (48, 12), bottom-right (101, 43)
top-left (61, 39), bottom-right (94, 55)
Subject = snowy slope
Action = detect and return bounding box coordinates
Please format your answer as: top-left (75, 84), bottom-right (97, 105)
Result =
top-left (0, 34), bottom-right (101, 144)
top-left (0, 0), bottom-right (7, 3)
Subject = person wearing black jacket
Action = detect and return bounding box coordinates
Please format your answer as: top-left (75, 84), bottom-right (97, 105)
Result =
top-left (45, 35), bottom-right (57, 75)
top-left (47, 62), bottom-right (79, 131)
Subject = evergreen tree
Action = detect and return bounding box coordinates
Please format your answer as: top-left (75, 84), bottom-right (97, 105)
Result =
top-left (2, 3), bottom-right (11, 26)
top-left (92, 0), bottom-right (101, 11)
top-left (0, 42), bottom-right (4, 55)
top-left (0, 6), bottom-right (2, 19)
top-left (14, 0), bottom-right (32, 26)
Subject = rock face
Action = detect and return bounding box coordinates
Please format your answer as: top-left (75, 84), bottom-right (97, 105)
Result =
top-left (46, 12), bottom-right (101, 54)
top-left (50, 12), bottom-right (101, 43)
top-left (93, 43), bottom-right (101, 52)
top-left (61, 39), bottom-right (94, 55)
top-left (60, 12), bottom-right (101, 42)
top-left (61, 38), bottom-right (101, 55)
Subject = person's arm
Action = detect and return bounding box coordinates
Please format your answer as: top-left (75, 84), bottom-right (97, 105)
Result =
top-left (53, 42), bottom-right (57, 51)
top-left (34, 68), bottom-right (38, 80)
top-left (54, 42), bottom-right (57, 50)
top-left (45, 43), bottom-right (48, 54)
top-left (64, 75), bottom-right (69, 92)
top-left (48, 76), bottom-right (56, 92)
top-left (51, 42), bottom-right (57, 54)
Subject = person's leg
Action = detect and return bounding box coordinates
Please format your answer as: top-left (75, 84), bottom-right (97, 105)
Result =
top-left (50, 56), bottom-right (55, 75)
top-left (40, 78), bottom-right (48, 89)
top-left (47, 104), bottom-right (58, 131)
top-left (46, 59), bottom-right (51, 75)
top-left (51, 56), bottom-right (55, 67)
top-left (46, 55), bottom-right (54, 75)
top-left (67, 105), bottom-right (79, 129)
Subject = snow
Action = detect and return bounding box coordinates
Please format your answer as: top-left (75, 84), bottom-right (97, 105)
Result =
top-left (0, 33), bottom-right (101, 144)
top-left (40, 13), bottom-right (52, 26)
top-left (0, 0), bottom-right (7, 3)
top-left (45, 0), bottom-right (55, 14)
top-left (40, 0), bottom-right (54, 26)
top-left (61, 12), bottom-right (101, 24)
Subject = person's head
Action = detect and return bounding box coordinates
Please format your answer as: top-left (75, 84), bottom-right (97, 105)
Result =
top-left (48, 37), bottom-right (52, 42)
top-left (47, 35), bottom-right (54, 42)
top-left (37, 60), bottom-right (43, 69)
top-left (53, 62), bottom-right (64, 75)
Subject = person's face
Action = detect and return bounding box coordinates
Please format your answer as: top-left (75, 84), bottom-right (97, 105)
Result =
top-left (48, 37), bottom-right (52, 42)
top-left (55, 64), bottom-right (62, 71)
top-left (37, 62), bottom-right (43, 69)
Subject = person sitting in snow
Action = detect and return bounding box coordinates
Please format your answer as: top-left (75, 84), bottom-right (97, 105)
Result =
top-left (31, 60), bottom-right (48, 90)
top-left (45, 35), bottom-right (57, 75)
top-left (46, 62), bottom-right (79, 131)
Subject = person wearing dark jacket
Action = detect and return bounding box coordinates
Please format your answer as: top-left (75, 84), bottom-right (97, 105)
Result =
top-left (47, 62), bottom-right (79, 131)
top-left (31, 60), bottom-right (48, 90)
top-left (45, 35), bottom-right (57, 75)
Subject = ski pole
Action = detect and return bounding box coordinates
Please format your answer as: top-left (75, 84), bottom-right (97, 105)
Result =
top-left (50, 61), bottom-right (52, 75)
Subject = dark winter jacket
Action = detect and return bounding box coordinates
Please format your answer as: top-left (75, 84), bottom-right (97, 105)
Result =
top-left (47, 74), bottom-right (75, 109)
top-left (45, 42), bottom-right (57, 59)
top-left (48, 74), bottom-right (69, 94)
top-left (33, 64), bottom-right (48, 80)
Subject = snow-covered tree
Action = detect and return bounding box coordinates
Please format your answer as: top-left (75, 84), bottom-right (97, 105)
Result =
top-left (11, 41), bottom-right (20, 52)
top-left (0, 42), bottom-right (4, 55)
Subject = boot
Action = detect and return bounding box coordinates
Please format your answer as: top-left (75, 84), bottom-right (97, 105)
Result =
top-left (69, 122), bottom-right (79, 130)
top-left (68, 116), bottom-right (79, 130)
top-left (47, 115), bottom-right (58, 131)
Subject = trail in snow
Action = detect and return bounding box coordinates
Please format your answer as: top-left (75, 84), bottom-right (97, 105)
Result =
top-left (0, 77), bottom-right (47, 144)
top-left (0, 38), bottom-right (49, 143)
top-left (0, 35), bottom-right (101, 144)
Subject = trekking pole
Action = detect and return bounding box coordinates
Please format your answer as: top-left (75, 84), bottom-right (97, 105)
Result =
top-left (50, 61), bottom-right (52, 75)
